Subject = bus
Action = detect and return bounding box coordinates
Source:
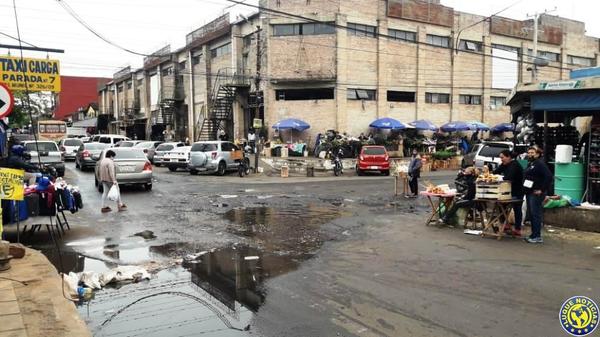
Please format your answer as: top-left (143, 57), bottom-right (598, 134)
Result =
top-left (37, 120), bottom-right (67, 142)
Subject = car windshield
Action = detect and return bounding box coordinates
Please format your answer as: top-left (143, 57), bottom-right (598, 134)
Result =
top-left (363, 147), bottom-right (386, 155)
top-left (134, 142), bottom-right (154, 149)
top-left (156, 144), bottom-right (174, 151)
top-left (119, 142), bottom-right (135, 147)
top-left (191, 143), bottom-right (218, 152)
top-left (85, 143), bottom-right (108, 150)
top-left (25, 142), bottom-right (58, 152)
top-left (479, 145), bottom-right (510, 157)
top-left (113, 149), bottom-right (147, 159)
top-left (64, 139), bottom-right (83, 146)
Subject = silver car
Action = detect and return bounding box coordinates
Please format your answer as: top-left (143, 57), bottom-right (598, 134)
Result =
top-left (188, 141), bottom-right (242, 176)
top-left (75, 142), bottom-right (110, 171)
top-left (153, 142), bottom-right (184, 166)
top-left (22, 141), bottom-right (66, 177)
top-left (134, 141), bottom-right (163, 163)
top-left (94, 148), bottom-right (153, 192)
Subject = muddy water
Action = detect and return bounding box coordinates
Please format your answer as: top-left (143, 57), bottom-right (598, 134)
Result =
top-left (36, 206), bottom-right (345, 336)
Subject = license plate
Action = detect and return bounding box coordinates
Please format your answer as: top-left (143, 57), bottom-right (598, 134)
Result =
top-left (120, 166), bottom-right (135, 173)
top-left (370, 166), bottom-right (379, 169)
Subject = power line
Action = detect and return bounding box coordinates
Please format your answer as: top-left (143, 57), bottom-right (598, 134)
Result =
top-left (0, 30), bottom-right (37, 47)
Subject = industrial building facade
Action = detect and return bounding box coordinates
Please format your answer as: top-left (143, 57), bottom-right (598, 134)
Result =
top-left (97, 0), bottom-right (600, 141)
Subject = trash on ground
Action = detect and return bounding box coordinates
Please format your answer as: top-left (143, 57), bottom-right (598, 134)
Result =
top-left (62, 266), bottom-right (151, 297)
top-left (464, 229), bottom-right (483, 236)
top-left (244, 256), bottom-right (260, 261)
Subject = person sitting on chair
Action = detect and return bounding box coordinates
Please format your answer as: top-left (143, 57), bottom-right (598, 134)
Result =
top-left (440, 166), bottom-right (478, 224)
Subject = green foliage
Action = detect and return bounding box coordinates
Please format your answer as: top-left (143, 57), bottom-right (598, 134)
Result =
top-left (432, 151), bottom-right (456, 160)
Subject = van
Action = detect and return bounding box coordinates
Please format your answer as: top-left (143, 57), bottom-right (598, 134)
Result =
top-left (90, 134), bottom-right (130, 146)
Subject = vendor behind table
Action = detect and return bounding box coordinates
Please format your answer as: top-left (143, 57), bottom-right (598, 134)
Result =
top-left (493, 150), bottom-right (525, 236)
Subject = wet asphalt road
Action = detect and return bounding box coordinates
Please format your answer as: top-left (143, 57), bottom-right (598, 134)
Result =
top-left (11, 162), bottom-right (600, 337)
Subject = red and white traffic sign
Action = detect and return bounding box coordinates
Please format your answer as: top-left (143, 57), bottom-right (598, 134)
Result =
top-left (0, 83), bottom-right (14, 119)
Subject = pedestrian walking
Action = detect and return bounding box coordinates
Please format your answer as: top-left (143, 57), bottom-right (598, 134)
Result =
top-left (99, 150), bottom-right (126, 213)
top-left (523, 146), bottom-right (552, 244)
top-left (407, 149), bottom-right (422, 198)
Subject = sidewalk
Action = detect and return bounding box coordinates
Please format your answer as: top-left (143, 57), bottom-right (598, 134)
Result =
top-left (0, 248), bottom-right (90, 337)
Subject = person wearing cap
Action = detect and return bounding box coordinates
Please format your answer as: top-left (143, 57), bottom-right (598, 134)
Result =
top-left (99, 150), bottom-right (126, 213)
top-left (523, 146), bottom-right (552, 244)
top-left (7, 145), bottom-right (39, 185)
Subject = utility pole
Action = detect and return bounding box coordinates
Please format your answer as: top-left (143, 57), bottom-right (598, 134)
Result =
top-left (254, 26), bottom-right (262, 174)
top-left (527, 8), bottom-right (556, 82)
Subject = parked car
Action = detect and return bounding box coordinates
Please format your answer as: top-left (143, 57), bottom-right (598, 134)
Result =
top-left (153, 142), bottom-right (185, 166)
top-left (81, 137), bottom-right (91, 143)
top-left (22, 141), bottom-right (65, 177)
top-left (188, 141), bottom-right (243, 176)
top-left (115, 140), bottom-right (143, 148)
top-left (58, 138), bottom-right (84, 161)
top-left (462, 141), bottom-right (514, 169)
top-left (75, 142), bottom-right (110, 171)
top-left (356, 145), bottom-right (390, 176)
top-left (134, 141), bottom-right (163, 163)
top-left (163, 146), bottom-right (192, 172)
top-left (90, 134), bottom-right (130, 146)
top-left (94, 148), bottom-right (153, 192)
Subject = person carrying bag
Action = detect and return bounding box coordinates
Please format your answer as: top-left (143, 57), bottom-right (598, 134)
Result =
top-left (99, 150), bottom-right (127, 213)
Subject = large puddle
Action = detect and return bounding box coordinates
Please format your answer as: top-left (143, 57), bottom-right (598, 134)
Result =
top-left (34, 206), bottom-right (346, 336)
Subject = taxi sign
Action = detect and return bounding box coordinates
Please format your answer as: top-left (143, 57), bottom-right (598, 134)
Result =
top-left (0, 83), bottom-right (14, 119)
top-left (0, 55), bottom-right (61, 92)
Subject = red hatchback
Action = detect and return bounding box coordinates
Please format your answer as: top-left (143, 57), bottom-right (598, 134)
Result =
top-left (357, 146), bottom-right (390, 176)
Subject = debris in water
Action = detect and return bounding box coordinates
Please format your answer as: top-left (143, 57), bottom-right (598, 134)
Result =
top-left (342, 230), bottom-right (351, 236)
top-left (184, 251), bottom-right (208, 262)
top-left (594, 246), bottom-right (600, 250)
top-left (547, 229), bottom-right (557, 233)
top-left (244, 256), bottom-right (259, 261)
top-left (133, 230), bottom-right (156, 240)
top-left (220, 195), bottom-right (238, 199)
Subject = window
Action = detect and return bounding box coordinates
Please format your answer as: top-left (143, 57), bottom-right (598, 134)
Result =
top-left (99, 137), bottom-right (111, 144)
top-left (459, 94), bottom-right (481, 105)
top-left (273, 24), bottom-right (301, 36)
top-left (221, 143), bottom-right (235, 151)
top-left (348, 23), bottom-right (377, 38)
top-left (302, 23), bottom-right (335, 35)
top-left (210, 43), bottom-right (231, 58)
top-left (459, 39), bottom-right (482, 52)
top-left (272, 23), bottom-right (335, 36)
top-left (191, 55), bottom-right (201, 66)
top-left (388, 29), bottom-right (416, 43)
top-left (387, 91), bottom-right (415, 102)
top-left (64, 139), bottom-right (83, 147)
top-left (491, 44), bottom-right (519, 53)
top-left (425, 93), bottom-right (450, 104)
top-left (161, 68), bottom-right (173, 77)
top-left (363, 147), bottom-right (386, 155)
top-left (527, 49), bottom-right (560, 62)
top-left (179, 61), bottom-right (186, 70)
top-left (490, 96), bottom-right (506, 108)
top-left (568, 55), bottom-right (595, 67)
top-left (25, 142), bottom-right (58, 152)
top-left (191, 143), bottom-right (218, 152)
top-left (426, 34), bottom-right (450, 48)
top-left (117, 85), bottom-right (123, 92)
top-left (275, 88), bottom-right (335, 101)
top-left (126, 81), bottom-right (132, 89)
top-left (347, 88), bottom-right (376, 100)
top-left (243, 34), bottom-right (253, 48)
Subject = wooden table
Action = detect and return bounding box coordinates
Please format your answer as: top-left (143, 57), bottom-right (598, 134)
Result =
top-left (420, 192), bottom-right (456, 226)
top-left (473, 199), bottom-right (522, 240)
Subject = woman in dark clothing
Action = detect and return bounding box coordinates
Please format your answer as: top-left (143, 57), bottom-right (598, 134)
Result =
top-left (523, 146), bottom-right (553, 244)
top-left (494, 150), bottom-right (524, 236)
top-left (440, 167), bottom-right (478, 224)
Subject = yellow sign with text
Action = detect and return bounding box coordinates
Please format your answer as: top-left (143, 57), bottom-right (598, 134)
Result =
top-left (0, 55), bottom-right (61, 92)
top-left (0, 168), bottom-right (25, 201)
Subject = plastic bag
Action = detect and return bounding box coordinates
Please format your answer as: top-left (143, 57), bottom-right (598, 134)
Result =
top-left (107, 184), bottom-right (119, 201)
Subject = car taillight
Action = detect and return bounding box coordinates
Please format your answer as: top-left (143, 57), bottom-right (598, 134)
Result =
top-left (82, 150), bottom-right (90, 158)
top-left (211, 152), bottom-right (217, 160)
top-left (143, 162), bottom-right (152, 172)
top-left (59, 146), bottom-right (66, 152)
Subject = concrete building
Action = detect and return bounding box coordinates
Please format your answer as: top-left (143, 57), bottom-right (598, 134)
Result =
top-left (98, 0), bottom-right (600, 142)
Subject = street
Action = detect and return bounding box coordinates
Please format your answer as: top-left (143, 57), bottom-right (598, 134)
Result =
top-left (11, 163), bottom-right (599, 337)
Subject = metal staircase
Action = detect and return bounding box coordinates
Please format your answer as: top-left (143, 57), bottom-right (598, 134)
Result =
top-left (198, 68), bottom-right (250, 141)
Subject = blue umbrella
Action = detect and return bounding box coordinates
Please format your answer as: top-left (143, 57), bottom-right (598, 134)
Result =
top-left (369, 117), bottom-right (409, 130)
top-left (468, 121), bottom-right (491, 131)
top-left (409, 119), bottom-right (438, 131)
top-left (440, 121), bottom-right (474, 132)
top-left (272, 118), bottom-right (310, 131)
top-left (491, 122), bottom-right (515, 133)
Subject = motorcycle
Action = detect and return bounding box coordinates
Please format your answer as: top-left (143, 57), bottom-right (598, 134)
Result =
top-left (330, 149), bottom-right (343, 176)
top-left (237, 152), bottom-right (251, 177)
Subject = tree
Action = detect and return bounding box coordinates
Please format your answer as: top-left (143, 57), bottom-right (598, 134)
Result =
top-left (8, 91), bottom-right (55, 129)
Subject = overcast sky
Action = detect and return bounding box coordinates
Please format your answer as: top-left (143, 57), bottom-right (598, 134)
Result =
top-left (0, 0), bottom-right (598, 78)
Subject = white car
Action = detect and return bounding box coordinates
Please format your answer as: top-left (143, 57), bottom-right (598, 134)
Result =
top-left (463, 141), bottom-right (514, 170)
top-left (59, 138), bottom-right (84, 161)
top-left (163, 146), bottom-right (192, 172)
top-left (153, 142), bottom-right (185, 166)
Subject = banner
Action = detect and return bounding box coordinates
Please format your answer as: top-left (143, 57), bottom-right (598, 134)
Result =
top-left (0, 168), bottom-right (25, 201)
top-left (0, 55), bottom-right (61, 92)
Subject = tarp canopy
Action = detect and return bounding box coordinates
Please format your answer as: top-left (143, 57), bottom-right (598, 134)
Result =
top-left (531, 91), bottom-right (600, 112)
top-left (369, 117), bottom-right (411, 130)
top-left (71, 118), bottom-right (97, 128)
top-left (272, 118), bottom-right (310, 131)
